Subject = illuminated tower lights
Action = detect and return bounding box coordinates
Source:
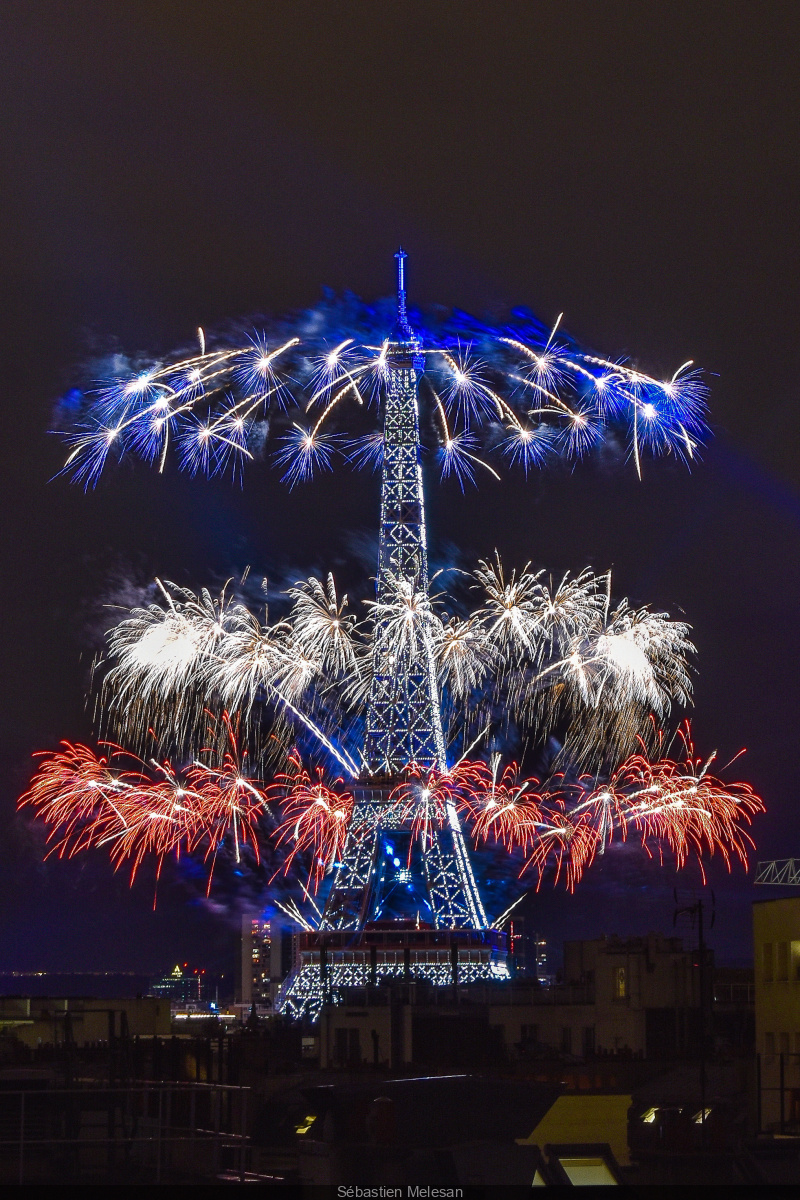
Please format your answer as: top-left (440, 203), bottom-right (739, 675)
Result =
top-left (276, 253), bottom-right (508, 1020)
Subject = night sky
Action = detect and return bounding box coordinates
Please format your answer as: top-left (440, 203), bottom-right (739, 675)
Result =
top-left (1, 1), bottom-right (798, 976)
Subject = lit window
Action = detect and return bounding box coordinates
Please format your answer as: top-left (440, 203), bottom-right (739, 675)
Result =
top-left (692, 1108), bottom-right (712, 1124)
top-left (614, 966), bottom-right (627, 999)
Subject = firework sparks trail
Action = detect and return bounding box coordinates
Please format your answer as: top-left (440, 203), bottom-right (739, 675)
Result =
top-left (99, 577), bottom-right (362, 773)
top-left (523, 803), bottom-right (601, 893)
top-left (20, 715), bottom-right (270, 889)
top-left (82, 561), bottom-right (702, 837)
top-left (456, 759), bottom-right (598, 891)
top-left (269, 750), bottom-right (353, 890)
top-left (541, 596), bottom-right (696, 768)
top-left (20, 741), bottom-right (151, 862)
top-left (58, 298), bottom-right (708, 488)
top-left (285, 573), bottom-right (363, 682)
top-left (186, 712), bottom-right (268, 876)
top-left (388, 760), bottom-right (492, 849)
top-left (460, 757), bottom-right (544, 851)
top-left (435, 614), bottom-right (495, 702)
top-left (455, 722), bottom-right (763, 890)
top-left (588, 723), bottom-right (765, 881)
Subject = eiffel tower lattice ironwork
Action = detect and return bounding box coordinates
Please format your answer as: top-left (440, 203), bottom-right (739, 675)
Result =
top-left (275, 252), bottom-right (507, 1020)
top-left (322, 248), bottom-right (486, 933)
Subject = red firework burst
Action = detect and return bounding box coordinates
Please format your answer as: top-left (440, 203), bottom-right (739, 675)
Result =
top-left (453, 760), bottom-right (595, 889)
top-left (185, 712), bottom-right (269, 884)
top-left (520, 798), bottom-right (602, 892)
top-left (389, 759), bottom-right (492, 846)
top-left (454, 722), bottom-right (763, 890)
top-left (462, 760), bottom-right (547, 851)
top-left (270, 750), bottom-right (353, 889)
top-left (21, 740), bottom-right (155, 863)
top-left (19, 713), bottom-right (269, 888)
top-left (595, 722), bottom-right (764, 880)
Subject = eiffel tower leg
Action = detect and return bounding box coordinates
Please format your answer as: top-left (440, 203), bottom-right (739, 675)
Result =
top-left (422, 804), bottom-right (487, 929)
top-left (319, 792), bottom-right (384, 930)
top-left (446, 801), bottom-right (488, 927)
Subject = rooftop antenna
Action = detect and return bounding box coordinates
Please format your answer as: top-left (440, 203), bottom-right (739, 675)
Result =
top-left (673, 889), bottom-right (715, 1147)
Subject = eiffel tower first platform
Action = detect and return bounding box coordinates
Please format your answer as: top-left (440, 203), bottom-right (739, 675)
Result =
top-left (276, 252), bottom-right (509, 1020)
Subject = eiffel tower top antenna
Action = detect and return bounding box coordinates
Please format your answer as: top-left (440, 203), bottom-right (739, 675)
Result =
top-left (394, 246), bottom-right (413, 342)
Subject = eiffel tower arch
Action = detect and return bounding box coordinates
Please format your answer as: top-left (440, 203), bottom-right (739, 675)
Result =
top-left (276, 252), bottom-right (509, 1020)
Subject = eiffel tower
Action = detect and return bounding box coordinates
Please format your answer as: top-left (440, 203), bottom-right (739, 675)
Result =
top-left (276, 252), bottom-right (508, 1020)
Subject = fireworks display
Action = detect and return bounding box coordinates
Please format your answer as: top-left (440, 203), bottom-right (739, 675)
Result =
top-left (89, 561), bottom-right (696, 776)
top-left (20, 713), bottom-right (269, 889)
top-left (23, 268), bottom-right (762, 930)
top-left (21, 556), bottom-right (762, 903)
top-left (58, 298), bottom-right (707, 489)
top-left (22, 713), bottom-right (761, 901)
top-left (461, 724), bottom-right (763, 891)
top-left (270, 751), bottom-right (353, 890)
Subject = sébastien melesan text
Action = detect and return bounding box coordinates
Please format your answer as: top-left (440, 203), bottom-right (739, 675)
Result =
top-left (338, 1189), bottom-right (463, 1198)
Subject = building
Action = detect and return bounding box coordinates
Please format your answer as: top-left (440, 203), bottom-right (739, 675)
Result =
top-left (316, 932), bottom-right (712, 1069)
top-left (753, 895), bottom-right (800, 1130)
top-left (561, 934), bottom-right (709, 1059)
top-left (508, 916), bottom-right (548, 981)
top-left (0, 995), bottom-right (170, 1046)
top-left (149, 963), bottom-right (206, 1005)
top-left (238, 915), bottom-right (295, 1010)
top-left (713, 966), bottom-right (755, 1055)
top-left (294, 1075), bottom-right (628, 1186)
